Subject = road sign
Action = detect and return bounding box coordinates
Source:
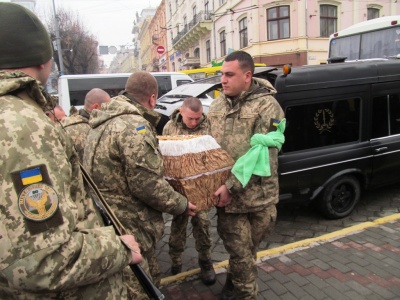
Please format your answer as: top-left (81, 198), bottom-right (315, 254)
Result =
top-left (156, 45), bottom-right (165, 55)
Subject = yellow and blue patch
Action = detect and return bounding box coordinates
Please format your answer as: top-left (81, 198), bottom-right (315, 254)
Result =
top-left (136, 125), bottom-right (146, 134)
top-left (269, 118), bottom-right (281, 131)
top-left (20, 167), bottom-right (43, 185)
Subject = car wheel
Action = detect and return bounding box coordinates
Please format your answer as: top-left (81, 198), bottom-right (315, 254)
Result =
top-left (318, 175), bottom-right (360, 219)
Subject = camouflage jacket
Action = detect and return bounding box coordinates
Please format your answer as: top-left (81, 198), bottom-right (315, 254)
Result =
top-left (60, 108), bottom-right (91, 162)
top-left (83, 95), bottom-right (188, 252)
top-left (0, 71), bottom-right (131, 299)
top-left (163, 108), bottom-right (209, 135)
top-left (207, 77), bottom-right (285, 213)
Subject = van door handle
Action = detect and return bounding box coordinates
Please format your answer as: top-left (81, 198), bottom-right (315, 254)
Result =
top-left (374, 147), bottom-right (388, 153)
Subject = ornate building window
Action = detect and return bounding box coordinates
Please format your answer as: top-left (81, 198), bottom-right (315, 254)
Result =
top-left (320, 5), bottom-right (337, 37)
top-left (267, 6), bottom-right (290, 40)
top-left (206, 40), bottom-right (211, 62)
top-left (367, 7), bottom-right (380, 20)
top-left (239, 17), bottom-right (248, 48)
top-left (220, 30), bottom-right (226, 57)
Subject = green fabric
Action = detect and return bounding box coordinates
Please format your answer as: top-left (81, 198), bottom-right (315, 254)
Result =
top-left (232, 118), bottom-right (286, 187)
top-left (0, 3), bottom-right (53, 68)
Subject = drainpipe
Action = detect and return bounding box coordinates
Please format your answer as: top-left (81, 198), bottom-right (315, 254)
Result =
top-left (212, 1), bottom-right (217, 62)
top-left (305, 0), bottom-right (309, 65)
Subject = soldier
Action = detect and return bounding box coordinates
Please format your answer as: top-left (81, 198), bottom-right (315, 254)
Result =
top-left (83, 71), bottom-right (197, 299)
top-left (207, 51), bottom-right (285, 299)
top-left (0, 3), bottom-right (142, 299)
top-left (163, 97), bottom-right (216, 285)
top-left (61, 88), bottom-right (111, 162)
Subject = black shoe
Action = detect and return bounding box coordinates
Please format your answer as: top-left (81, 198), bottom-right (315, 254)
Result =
top-left (171, 264), bottom-right (182, 275)
top-left (198, 259), bottom-right (216, 285)
top-left (220, 275), bottom-right (235, 300)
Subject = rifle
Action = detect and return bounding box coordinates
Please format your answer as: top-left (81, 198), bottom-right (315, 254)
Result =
top-left (79, 164), bottom-right (165, 300)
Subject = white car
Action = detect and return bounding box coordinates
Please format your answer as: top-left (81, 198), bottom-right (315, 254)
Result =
top-left (155, 82), bottom-right (218, 117)
top-left (155, 67), bottom-right (277, 117)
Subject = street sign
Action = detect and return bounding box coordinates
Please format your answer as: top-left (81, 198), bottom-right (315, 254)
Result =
top-left (156, 45), bottom-right (165, 55)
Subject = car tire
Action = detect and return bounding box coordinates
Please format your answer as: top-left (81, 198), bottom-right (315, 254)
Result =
top-left (318, 175), bottom-right (360, 219)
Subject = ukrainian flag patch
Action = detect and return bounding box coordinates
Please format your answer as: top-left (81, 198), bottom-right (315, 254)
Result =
top-left (272, 119), bottom-right (280, 127)
top-left (20, 167), bottom-right (43, 185)
top-left (136, 125), bottom-right (146, 134)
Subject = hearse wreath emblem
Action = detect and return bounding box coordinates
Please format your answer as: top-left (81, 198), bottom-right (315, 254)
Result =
top-left (314, 109), bottom-right (334, 133)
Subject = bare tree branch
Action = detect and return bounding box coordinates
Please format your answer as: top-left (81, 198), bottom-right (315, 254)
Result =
top-left (47, 7), bottom-right (99, 75)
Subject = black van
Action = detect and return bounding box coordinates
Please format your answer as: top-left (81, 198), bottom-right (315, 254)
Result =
top-left (265, 60), bottom-right (400, 219)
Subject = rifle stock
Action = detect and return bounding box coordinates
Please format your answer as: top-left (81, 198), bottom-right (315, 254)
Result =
top-left (79, 164), bottom-right (165, 300)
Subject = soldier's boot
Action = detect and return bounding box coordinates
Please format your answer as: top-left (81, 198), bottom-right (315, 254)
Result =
top-left (198, 259), bottom-right (216, 285)
top-left (170, 255), bottom-right (182, 275)
top-left (220, 274), bottom-right (236, 300)
top-left (171, 264), bottom-right (182, 275)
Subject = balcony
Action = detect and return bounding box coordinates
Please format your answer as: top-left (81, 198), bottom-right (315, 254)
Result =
top-left (182, 56), bottom-right (200, 67)
top-left (172, 11), bottom-right (213, 52)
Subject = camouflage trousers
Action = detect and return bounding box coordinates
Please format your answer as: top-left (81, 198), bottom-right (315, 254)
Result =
top-left (169, 209), bottom-right (212, 265)
top-left (217, 205), bottom-right (277, 300)
top-left (124, 247), bottom-right (161, 299)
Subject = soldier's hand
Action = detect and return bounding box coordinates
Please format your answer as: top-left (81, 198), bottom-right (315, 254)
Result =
top-left (186, 202), bottom-right (197, 216)
top-left (215, 185), bottom-right (232, 207)
top-left (120, 235), bottom-right (143, 265)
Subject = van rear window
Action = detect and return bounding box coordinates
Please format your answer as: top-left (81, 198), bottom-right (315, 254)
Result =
top-left (283, 98), bottom-right (361, 153)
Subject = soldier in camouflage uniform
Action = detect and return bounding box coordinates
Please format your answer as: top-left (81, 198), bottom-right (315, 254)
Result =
top-left (61, 88), bottom-right (111, 162)
top-left (83, 71), bottom-right (197, 299)
top-left (207, 51), bottom-right (285, 300)
top-left (0, 3), bottom-right (142, 299)
top-left (163, 97), bottom-right (216, 285)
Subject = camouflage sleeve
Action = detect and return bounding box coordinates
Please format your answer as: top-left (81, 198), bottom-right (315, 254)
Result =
top-left (119, 124), bottom-right (188, 215)
top-left (225, 173), bottom-right (245, 194)
top-left (162, 120), bottom-right (173, 135)
top-left (254, 94), bottom-right (285, 134)
top-left (0, 98), bottom-right (130, 291)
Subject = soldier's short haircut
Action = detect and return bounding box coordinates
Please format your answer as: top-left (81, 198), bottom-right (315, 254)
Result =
top-left (224, 51), bottom-right (255, 75)
top-left (181, 97), bottom-right (203, 113)
top-left (84, 88), bottom-right (110, 110)
top-left (125, 71), bottom-right (158, 103)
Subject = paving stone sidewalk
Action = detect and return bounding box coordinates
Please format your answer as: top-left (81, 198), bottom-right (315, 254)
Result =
top-left (159, 215), bottom-right (400, 300)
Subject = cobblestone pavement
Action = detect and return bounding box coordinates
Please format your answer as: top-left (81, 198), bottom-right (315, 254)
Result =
top-left (156, 184), bottom-right (400, 279)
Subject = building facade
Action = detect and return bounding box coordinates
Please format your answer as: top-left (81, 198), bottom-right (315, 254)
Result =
top-left (134, 0), bottom-right (400, 70)
top-left (149, 0), bottom-right (169, 72)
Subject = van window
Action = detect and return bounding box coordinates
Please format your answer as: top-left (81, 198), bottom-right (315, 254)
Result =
top-left (372, 94), bottom-right (400, 138)
top-left (282, 98), bottom-right (361, 153)
top-left (156, 76), bottom-right (172, 97)
top-left (66, 77), bottom-right (127, 107)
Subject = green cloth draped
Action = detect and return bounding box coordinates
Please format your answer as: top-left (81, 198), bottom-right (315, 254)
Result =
top-left (232, 118), bottom-right (286, 187)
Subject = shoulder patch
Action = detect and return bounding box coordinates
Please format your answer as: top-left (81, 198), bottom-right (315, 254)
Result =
top-left (11, 165), bottom-right (64, 234)
top-left (18, 183), bottom-right (59, 222)
top-left (269, 118), bottom-right (280, 131)
top-left (20, 167), bottom-right (43, 185)
top-left (136, 125), bottom-right (146, 134)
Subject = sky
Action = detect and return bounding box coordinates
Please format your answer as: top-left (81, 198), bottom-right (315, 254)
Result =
top-left (34, 0), bottom-right (161, 64)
